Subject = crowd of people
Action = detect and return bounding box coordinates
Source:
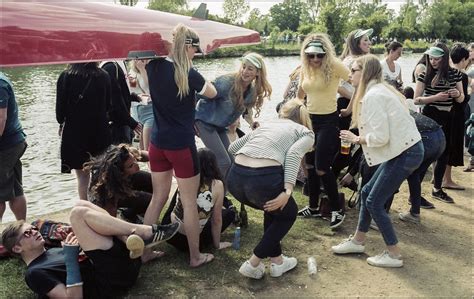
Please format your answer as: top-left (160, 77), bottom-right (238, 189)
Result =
top-left (1, 22), bottom-right (473, 297)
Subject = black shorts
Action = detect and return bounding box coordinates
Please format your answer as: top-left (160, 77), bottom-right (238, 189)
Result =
top-left (0, 141), bottom-right (27, 202)
top-left (82, 237), bottom-right (141, 298)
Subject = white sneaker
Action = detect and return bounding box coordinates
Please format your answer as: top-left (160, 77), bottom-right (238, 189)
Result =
top-left (331, 235), bottom-right (365, 254)
top-left (239, 260), bottom-right (265, 279)
top-left (270, 255), bottom-right (297, 277)
top-left (399, 212), bottom-right (420, 224)
top-left (366, 250), bottom-right (403, 268)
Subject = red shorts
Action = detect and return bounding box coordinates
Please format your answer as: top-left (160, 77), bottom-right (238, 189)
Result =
top-left (148, 143), bottom-right (199, 178)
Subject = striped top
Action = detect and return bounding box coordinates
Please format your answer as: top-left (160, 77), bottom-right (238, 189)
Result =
top-left (417, 68), bottom-right (463, 111)
top-left (228, 119), bottom-right (314, 185)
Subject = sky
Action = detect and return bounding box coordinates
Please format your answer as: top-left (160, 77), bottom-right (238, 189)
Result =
top-left (136, 1), bottom-right (409, 17)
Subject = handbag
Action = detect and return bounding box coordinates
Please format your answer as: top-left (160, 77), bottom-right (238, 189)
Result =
top-left (319, 192), bottom-right (346, 218)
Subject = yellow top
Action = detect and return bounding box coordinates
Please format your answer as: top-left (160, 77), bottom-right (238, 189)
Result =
top-left (301, 59), bottom-right (349, 115)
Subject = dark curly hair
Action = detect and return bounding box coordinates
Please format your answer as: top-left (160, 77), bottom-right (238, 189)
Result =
top-left (198, 148), bottom-right (222, 188)
top-left (83, 144), bottom-right (140, 209)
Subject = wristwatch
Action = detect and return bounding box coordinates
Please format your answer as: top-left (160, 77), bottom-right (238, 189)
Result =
top-left (285, 189), bottom-right (292, 196)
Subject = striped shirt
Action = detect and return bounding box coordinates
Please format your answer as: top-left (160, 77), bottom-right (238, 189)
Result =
top-left (228, 119), bottom-right (314, 185)
top-left (417, 68), bottom-right (462, 111)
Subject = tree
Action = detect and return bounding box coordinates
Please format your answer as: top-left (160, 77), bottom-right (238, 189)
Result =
top-left (222, 0), bottom-right (250, 24)
top-left (269, 0), bottom-right (306, 32)
top-left (148, 0), bottom-right (188, 14)
top-left (419, 0), bottom-right (451, 41)
top-left (244, 9), bottom-right (270, 35)
top-left (315, 1), bottom-right (354, 52)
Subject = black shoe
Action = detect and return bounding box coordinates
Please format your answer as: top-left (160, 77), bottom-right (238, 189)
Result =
top-left (297, 206), bottom-right (322, 218)
top-left (420, 197), bottom-right (435, 209)
top-left (432, 189), bottom-right (454, 204)
top-left (330, 210), bottom-right (345, 229)
top-left (145, 222), bottom-right (180, 248)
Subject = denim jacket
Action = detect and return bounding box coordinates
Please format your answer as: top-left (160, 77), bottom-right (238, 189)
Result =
top-left (195, 74), bottom-right (255, 128)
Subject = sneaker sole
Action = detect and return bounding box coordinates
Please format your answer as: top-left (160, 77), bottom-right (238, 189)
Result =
top-left (332, 247), bottom-right (365, 254)
top-left (239, 266), bottom-right (264, 279)
top-left (126, 235), bottom-right (145, 259)
top-left (420, 205), bottom-right (435, 209)
top-left (398, 214), bottom-right (420, 224)
top-left (367, 259), bottom-right (403, 268)
top-left (432, 197), bottom-right (455, 204)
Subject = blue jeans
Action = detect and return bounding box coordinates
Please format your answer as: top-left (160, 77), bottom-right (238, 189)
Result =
top-left (407, 128), bottom-right (445, 214)
top-left (357, 141), bottom-right (424, 246)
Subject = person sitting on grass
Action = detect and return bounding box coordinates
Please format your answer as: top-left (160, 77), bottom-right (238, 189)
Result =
top-left (0, 200), bottom-right (179, 298)
top-left (162, 148), bottom-right (234, 252)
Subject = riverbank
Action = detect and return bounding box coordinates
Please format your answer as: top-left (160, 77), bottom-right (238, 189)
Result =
top-left (1, 158), bottom-right (472, 298)
top-left (201, 41), bottom-right (428, 59)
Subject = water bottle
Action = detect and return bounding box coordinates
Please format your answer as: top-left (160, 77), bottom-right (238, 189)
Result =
top-left (307, 256), bottom-right (317, 275)
top-left (232, 227), bottom-right (241, 250)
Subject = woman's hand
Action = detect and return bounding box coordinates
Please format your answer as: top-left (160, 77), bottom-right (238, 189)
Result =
top-left (436, 91), bottom-right (450, 101)
top-left (263, 192), bottom-right (290, 212)
top-left (340, 130), bottom-right (359, 143)
top-left (339, 108), bottom-right (351, 117)
top-left (62, 232), bottom-right (79, 247)
top-left (447, 88), bottom-right (461, 99)
top-left (218, 242), bottom-right (232, 250)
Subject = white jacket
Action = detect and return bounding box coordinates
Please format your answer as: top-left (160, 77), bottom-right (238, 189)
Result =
top-left (359, 81), bottom-right (421, 166)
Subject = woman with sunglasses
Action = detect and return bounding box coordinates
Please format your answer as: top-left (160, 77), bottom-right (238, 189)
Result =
top-left (333, 55), bottom-right (423, 268)
top-left (143, 23), bottom-right (217, 268)
top-left (195, 52), bottom-right (272, 178)
top-left (296, 33), bottom-right (349, 229)
top-left (414, 44), bottom-right (464, 204)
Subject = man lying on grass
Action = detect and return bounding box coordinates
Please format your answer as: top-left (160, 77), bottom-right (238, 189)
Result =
top-left (0, 200), bottom-right (179, 298)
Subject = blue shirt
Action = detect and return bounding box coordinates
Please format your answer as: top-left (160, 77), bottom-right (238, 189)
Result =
top-left (195, 74), bottom-right (255, 128)
top-left (0, 72), bottom-right (25, 150)
top-left (147, 58), bottom-right (206, 149)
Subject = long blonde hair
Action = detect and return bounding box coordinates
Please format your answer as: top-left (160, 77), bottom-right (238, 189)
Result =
top-left (300, 33), bottom-right (337, 84)
top-left (279, 98), bottom-right (312, 131)
top-left (230, 52), bottom-right (272, 117)
top-left (171, 24), bottom-right (200, 99)
top-left (351, 55), bottom-right (405, 128)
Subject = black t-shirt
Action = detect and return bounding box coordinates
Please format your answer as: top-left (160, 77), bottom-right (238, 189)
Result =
top-left (146, 58), bottom-right (206, 149)
top-left (25, 248), bottom-right (94, 298)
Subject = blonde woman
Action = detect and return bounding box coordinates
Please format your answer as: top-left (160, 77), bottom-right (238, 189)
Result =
top-left (338, 28), bottom-right (373, 120)
top-left (129, 59), bottom-right (153, 150)
top-left (296, 33), bottom-right (349, 229)
top-left (227, 99), bottom-right (314, 279)
top-left (143, 23), bottom-right (217, 267)
top-left (333, 55), bottom-right (423, 268)
top-left (195, 52), bottom-right (272, 178)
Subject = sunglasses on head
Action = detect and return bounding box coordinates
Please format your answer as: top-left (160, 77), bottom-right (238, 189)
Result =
top-left (307, 53), bottom-right (325, 59)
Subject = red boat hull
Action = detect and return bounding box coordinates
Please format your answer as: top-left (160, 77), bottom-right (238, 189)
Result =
top-left (0, 1), bottom-right (260, 67)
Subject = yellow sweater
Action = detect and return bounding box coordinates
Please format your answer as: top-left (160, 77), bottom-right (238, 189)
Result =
top-left (301, 59), bottom-right (349, 115)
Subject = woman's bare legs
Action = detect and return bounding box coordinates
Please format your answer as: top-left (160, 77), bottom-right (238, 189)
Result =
top-left (176, 174), bottom-right (214, 267)
top-left (74, 169), bottom-right (90, 200)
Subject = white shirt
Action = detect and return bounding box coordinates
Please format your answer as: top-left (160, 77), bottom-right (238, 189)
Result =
top-left (380, 59), bottom-right (401, 81)
top-left (358, 82), bottom-right (421, 166)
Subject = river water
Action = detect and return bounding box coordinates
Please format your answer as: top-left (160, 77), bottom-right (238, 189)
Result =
top-left (0, 54), bottom-right (420, 222)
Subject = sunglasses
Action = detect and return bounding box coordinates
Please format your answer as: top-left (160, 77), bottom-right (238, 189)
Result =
top-left (307, 53), bottom-right (325, 59)
top-left (17, 226), bottom-right (39, 243)
top-left (350, 68), bottom-right (362, 73)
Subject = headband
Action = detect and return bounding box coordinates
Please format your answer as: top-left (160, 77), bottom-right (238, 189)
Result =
top-left (242, 53), bottom-right (262, 69)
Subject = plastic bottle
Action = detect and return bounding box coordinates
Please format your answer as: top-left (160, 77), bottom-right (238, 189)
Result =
top-left (232, 227), bottom-right (241, 250)
top-left (307, 256), bottom-right (317, 275)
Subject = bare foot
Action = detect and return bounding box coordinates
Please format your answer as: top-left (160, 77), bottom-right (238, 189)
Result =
top-left (141, 248), bottom-right (165, 264)
top-left (442, 182), bottom-right (465, 190)
top-left (190, 253), bottom-right (214, 268)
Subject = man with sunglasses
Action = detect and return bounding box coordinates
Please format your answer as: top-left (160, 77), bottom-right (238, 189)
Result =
top-left (1, 200), bottom-right (179, 298)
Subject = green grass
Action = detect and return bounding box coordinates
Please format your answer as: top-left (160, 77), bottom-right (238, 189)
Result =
top-left (0, 185), bottom-right (355, 297)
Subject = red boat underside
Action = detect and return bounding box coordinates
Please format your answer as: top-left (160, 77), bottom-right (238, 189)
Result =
top-left (0, 1), bottom-right (260, 67)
